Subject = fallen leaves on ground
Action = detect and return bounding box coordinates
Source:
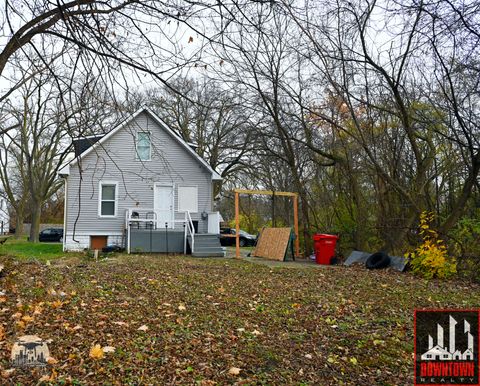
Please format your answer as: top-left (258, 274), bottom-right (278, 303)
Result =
top-left (228, 367), bottom-right (241, 375)
top-left (0, 253), bottom-right (478, 384)
top-left (89, 344), bottom-right (104, 360)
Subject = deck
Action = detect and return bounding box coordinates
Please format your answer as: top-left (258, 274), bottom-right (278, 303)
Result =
top-left (125, 208), bottom-right (224, 256)
top-left (129, 228), bottom-right (185, 253)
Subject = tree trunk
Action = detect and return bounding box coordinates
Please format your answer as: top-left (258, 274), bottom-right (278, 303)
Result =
top-left (29, 205), bottom-right (41, 243)
top-left (439, 159), bottom-right (480, 235)
top-left (14, 211), bottom-right (24, 239)
top-left (352, 199), bottom-right (367, 251)
top-left (382, 206), bottom-right (419, 254)
top-left (346, 161), bottom-right (367, 250)
top-left (300, 194), bottom-right (312, 256)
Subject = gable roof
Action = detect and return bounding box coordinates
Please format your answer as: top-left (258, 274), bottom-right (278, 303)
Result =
top-left (72, 135), bottom-right (104, 157)
top-left (59, 107), bottom-right (222, 180)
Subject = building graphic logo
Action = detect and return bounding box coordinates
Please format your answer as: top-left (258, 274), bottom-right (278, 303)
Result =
top-left (10, 335), bottom-right (49, 367)
top-left (421, 315), bottom-right (474, 361)
top-left (415, 310), bottom-right (479, 386)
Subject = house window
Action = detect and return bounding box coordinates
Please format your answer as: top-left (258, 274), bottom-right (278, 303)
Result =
top-left (99, 182), bottom-right (117, 217)
top-left (136, 132), bottom-right (151, 161)
top-left (426, 354), bottom-right (431, 358)
top-left (178, 186), bottom-right (198, 213)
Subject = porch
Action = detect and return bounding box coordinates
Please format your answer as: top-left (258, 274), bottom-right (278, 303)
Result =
top-left (125, 208), bottom-right (225, 256)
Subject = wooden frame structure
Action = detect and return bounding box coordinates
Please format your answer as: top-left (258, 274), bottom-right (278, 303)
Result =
top-left (234, 189), bottom-right (300, 258)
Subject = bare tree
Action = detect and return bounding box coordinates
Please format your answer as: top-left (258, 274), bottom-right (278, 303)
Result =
top-left (268, 0), bottom-right (479, 251)
top-left (0, 66), bottom-right (112, 241)
top-left (207, 4), bottom-right (323, 253)
top-left (0, 122), bottom-right (28, 238)
top-left (418, 0), bottom-right (480, 234)
top-left (0, 0), bottom-right (233, 121)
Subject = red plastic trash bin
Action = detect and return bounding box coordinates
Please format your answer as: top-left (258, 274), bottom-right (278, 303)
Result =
top-left (313, 234), bottom-right (339, 265)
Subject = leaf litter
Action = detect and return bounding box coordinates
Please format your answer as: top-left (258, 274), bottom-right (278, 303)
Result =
top-left (0, 254), bottom-right (478, 384)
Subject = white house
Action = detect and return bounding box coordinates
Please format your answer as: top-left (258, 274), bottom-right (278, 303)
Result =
top-left (59, 108), bottom-right (224, 256)
top-left (0, 197), bottom-right (9, 234)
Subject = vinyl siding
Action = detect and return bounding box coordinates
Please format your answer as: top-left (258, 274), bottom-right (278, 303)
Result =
top-left (65, 111), bottom-right (213, 249)
top-left (0, 197), bottom-right (9, 234)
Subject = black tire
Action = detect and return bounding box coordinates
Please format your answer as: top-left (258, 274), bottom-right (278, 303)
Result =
top-left (239, 238), bottom-right (246, 247)
top-left (365, 252), bottom-right (391, 269)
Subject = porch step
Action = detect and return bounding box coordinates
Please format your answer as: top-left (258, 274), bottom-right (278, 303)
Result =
top-left (191, 248), bottom-right (226, 257)
top-left (190, 238), bottom-right (221, 247)
top-left (188, 233), bottom-right (225, 257)
top-left (192, 233), bottom-right (220, 240)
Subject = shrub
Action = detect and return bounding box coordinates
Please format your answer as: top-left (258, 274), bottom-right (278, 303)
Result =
top-left (449, 216), bottom-right (480, 258)
top-left (449, 215), bottom-right (480, 282)
top-left (407, 211), bottom-right (456, 279)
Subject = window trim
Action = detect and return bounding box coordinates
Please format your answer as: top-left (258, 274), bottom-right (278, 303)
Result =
top-left (135, 131), bottom-right (152, 161)
top-left (98, 181), bottom-right (118, 218)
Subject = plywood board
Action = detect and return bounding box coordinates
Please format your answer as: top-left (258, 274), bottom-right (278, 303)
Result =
top-left (90, 235), bottom-right (107, 250)
top-left (253, 228), bottom-right (292, 261)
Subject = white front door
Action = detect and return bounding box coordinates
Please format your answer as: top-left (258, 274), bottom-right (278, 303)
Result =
top-left (154, 185), bottom-right (174, 228)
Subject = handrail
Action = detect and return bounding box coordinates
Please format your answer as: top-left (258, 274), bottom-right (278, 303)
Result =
top-left (185, 210), bottom-right (195, 253)
top-left (125, 210), bottom-right (130, 254)
top-left (127, 218), bottom-right (158, 224)
top-left (126, 208), bottom-right (158, 254)
top-left (125, 208), bottom-right (195, 254)
top-left (126, 208), bottom-right (158, 227)
top-left (184, 212), bottom-right (187, 254)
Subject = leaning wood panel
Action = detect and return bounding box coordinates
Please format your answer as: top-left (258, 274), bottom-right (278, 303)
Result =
top-left (253, 228), bottom-right (291, 261)
top-left (90, 235), bottom-right (107, 250)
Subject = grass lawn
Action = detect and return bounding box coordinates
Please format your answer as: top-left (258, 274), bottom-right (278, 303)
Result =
top-left (0, 238), bottom-right (65, 262)
top-left (0, 254), bottom-right (478, 384)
